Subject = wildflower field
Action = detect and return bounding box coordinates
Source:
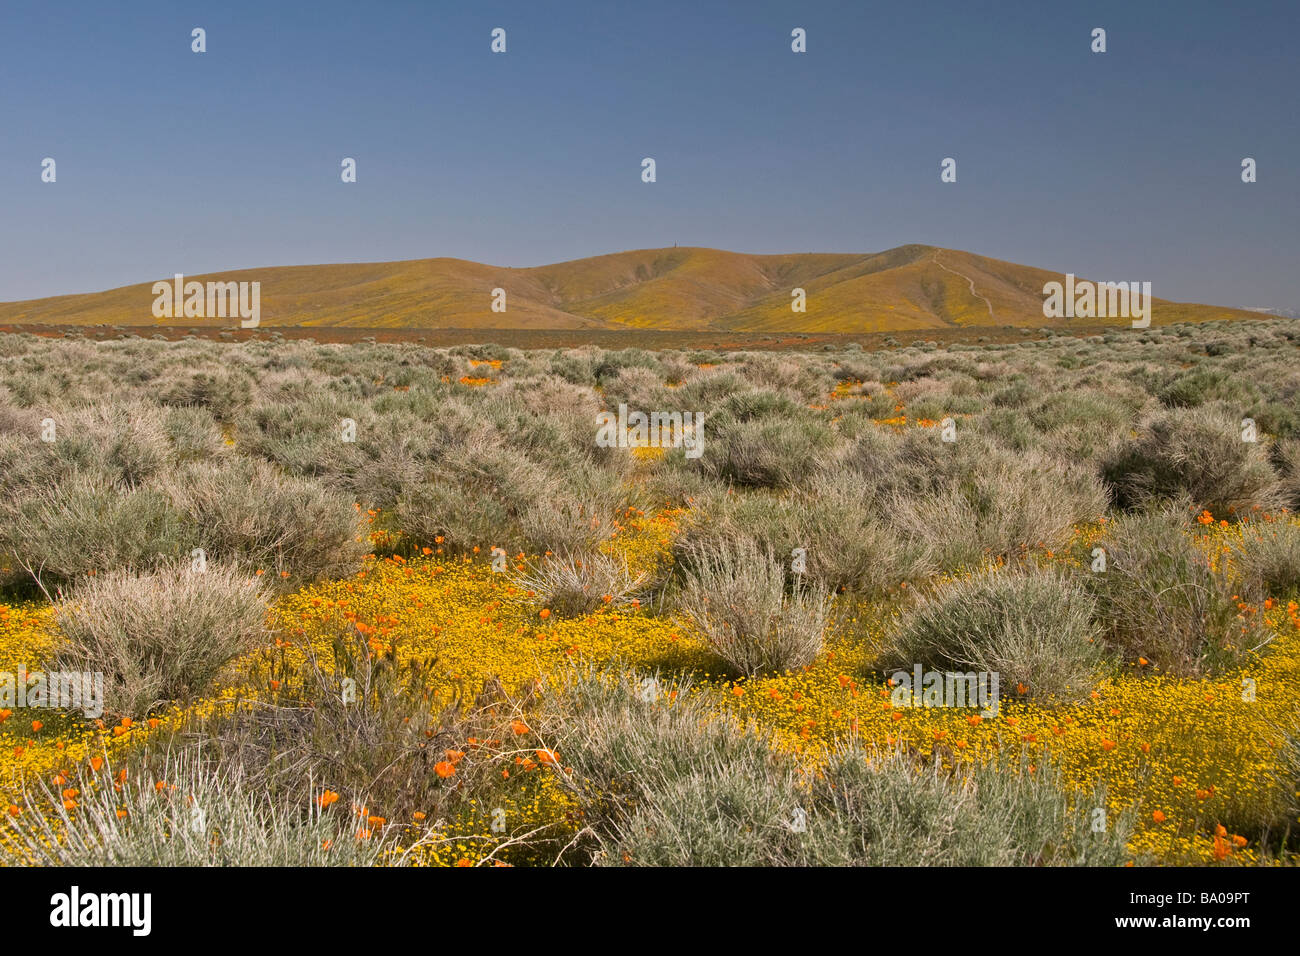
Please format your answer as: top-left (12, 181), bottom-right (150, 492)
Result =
top-left (1, 319), bottom-right (1299, 867)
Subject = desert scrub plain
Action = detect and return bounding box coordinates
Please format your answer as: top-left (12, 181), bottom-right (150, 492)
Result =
top-left (1, 320), bottom-right (1299, 866)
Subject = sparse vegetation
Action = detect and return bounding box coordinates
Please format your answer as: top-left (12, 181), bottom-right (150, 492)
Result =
top-left (2, 317), bottom-right (1299, 868)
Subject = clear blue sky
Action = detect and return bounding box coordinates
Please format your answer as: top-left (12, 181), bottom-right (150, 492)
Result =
top-left (2, 0), bottom-right (1296, 308)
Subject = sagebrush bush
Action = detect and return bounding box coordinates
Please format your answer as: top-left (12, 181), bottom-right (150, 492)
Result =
top-left (395, 478), bottom-right (514, 552)
top-left (60, 403), bottom-right (176, 486)
top-left (1157, 367), bottom-right (1256, 409)
top-left (540, 671), bottom-right (1134, 866)
top-left (675, 478), bottom-right (922, 597)
top-left (1232, 521), bottom-right (1300, 600)
top-left (162, 458), bottom-right (365, 583)
top-left (884, 448), bottom-right (1107, 568)
top-left (697, 390), bottom-right (838, 488)
top-left (53, 562), bottom-right (270, 717)
top-left (1101, 406), bottom-right (1283, 516)
top-left (6, 750), bottom-right (382, 867)
top-left (162, 405), bottom-right (231, 463)
top-left (0, 432), bottom-right (70, 503)
top-left (1273, 439), bottom-right (1300, 510)
top-left (704, 415), bottom-right (836, 488)
top-left (159, 369), bottom-right (252, 422)
top-left (394, 442), bottom-right (554, 551)
top-left (1, 474), bottom-right (194, 583)
top-left (516, 488), bottom-right (619, 555)
top-left (677, 537), bottom-right (829, 677)
top-left (877, 568), bottom-right (1104, 701)
top-left (514, 551), bottom-right (647, 616)
top-left (1087, 510), bottom-right (1264, 676)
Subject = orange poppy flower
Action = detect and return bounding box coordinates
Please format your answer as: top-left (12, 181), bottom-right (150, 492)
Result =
top-left (1212, 834), bottom-right (1230, 860)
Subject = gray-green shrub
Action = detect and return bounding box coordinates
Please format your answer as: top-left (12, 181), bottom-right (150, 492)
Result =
top-left (677, 537), bottom-right (830, 677)
top-left (53, 562), bottom-right (270, 717)
top-left (876, 568), bottom-right (1104, 701)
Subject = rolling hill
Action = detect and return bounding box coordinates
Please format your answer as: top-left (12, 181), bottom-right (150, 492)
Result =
top-left (0, 245), bottom-right (1260, 332)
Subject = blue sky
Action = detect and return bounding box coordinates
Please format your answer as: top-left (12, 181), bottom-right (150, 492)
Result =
top-left (1, 0), bottom-right (1296, 308)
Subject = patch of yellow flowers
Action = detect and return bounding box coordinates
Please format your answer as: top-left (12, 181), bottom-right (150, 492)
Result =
top-left (2, 511), bottom-right (1297, 865)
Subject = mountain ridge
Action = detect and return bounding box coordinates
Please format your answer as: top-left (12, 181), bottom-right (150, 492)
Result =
top-left (0, 246), bottom-right (1260, 331)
